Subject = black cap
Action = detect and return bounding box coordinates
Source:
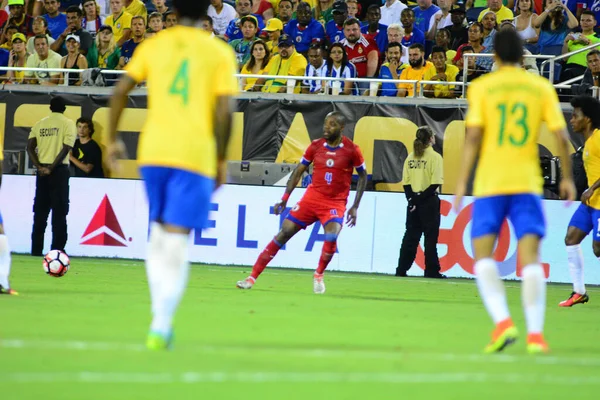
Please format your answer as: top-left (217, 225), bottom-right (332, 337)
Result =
top-left (449, 5), bottom-right (466, 14)
top-left (332, 1), bottom-right (348, 13)
top-left (50, 96), bottom-right (66, 113)
top-left (278, 33), bottom-right (294, 46)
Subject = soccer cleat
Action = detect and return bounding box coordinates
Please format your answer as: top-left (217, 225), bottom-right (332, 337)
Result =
top-left (0, 285), bottom-right (18, 295)
top-left (527, 333), bottom-right (549, 354)
top-left (558, 291), bottom-right (589, 307)
top-left (146, 332), bottom-right (173, 351)
top-left (236, 277), bottom-right (255, 290)
top-left (313, 274), bottom-right (325, 294)
top-left (483, 320), bottom-right (518, 353)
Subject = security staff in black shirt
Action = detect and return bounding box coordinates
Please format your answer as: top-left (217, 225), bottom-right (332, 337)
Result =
top-left (396, 126), bottom-right (446, 278)
top-left (27, 97), bottom-right (77, 256)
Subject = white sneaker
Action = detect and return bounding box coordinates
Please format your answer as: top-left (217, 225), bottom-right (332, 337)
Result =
top-left (313, 275), bottom-right (325, 294)
top-left (236, 278), bottom-right (254, 289)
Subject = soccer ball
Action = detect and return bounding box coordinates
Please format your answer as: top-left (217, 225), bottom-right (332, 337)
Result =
top-left (43, 250), bottom-right (70, 277)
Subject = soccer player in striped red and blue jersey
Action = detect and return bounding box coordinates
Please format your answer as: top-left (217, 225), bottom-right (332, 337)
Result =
top-left (237, 111), bottom-right (368, 294)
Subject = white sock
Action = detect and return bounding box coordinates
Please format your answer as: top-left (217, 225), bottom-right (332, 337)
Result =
top-left (475, 258), bottom-right (510, 324)
top-left (149, 230), bottom-right (190, 337)
top-left (566, 244), bottom-right (585, 294)
top-left (521, 264), bottom-right (546, 334)
top-left (0, 234), bottom-right (11, 289)
top-left (146, 223), bottom-right (166, 316)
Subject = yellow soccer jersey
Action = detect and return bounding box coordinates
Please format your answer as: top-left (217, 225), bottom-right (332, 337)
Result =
top-left (465, 66), bottom-right (566, 197)
top-left (105, 10), bottom-right (133, 43)
top-left (125, 26), bottom-right (238, 177)
top-left (583, 129), bottom-right (600, 209)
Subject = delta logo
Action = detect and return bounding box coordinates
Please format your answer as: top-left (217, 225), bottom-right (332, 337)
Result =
top-left (80, 195), bottom-right (129, 247)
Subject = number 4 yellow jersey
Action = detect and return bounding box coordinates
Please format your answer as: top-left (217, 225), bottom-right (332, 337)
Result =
top-left (125, 26), bottom-right (238, 178)
top-left (465, 66), bottom-right (566, 197)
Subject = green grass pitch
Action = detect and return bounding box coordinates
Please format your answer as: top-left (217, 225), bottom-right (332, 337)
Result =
top-left (2, 255), bottom-right (600, 399)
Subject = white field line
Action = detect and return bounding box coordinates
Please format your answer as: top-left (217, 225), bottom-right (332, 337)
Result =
top-left (3, 339), bottom-right (600, 368)
top-left (2, 371), bottom-right (600, 384)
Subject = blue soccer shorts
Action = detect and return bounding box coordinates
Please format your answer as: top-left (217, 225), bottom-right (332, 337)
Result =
top-left (140, 166), bottom-right (215, 231)
top-left (471, 194), bottom-right (546, 240)
top-left (568, 203), bottom-right (600, 240)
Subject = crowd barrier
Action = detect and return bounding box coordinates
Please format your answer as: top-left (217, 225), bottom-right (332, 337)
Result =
top-left (2, 175), bottom-right (597, 284)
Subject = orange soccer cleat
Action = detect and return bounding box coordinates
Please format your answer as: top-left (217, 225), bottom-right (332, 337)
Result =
top-left (484, 318), bottom-right (518, 353)
top-left (527, 333), bottom-right (549, 354)
top-left (558, 292), bottom-right (589, 307)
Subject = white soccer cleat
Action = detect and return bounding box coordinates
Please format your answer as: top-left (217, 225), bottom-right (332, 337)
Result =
top-left (236, 278), bottom-right (255, 289)
top-left (313, 275), bottom-right (325, 294)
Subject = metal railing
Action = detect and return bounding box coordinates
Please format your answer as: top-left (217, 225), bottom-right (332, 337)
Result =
top-left (539, 41), bottom-right (600, 82)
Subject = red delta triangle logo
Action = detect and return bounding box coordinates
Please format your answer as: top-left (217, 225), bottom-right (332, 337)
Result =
top-left (80, 195), bottom-right (128, 247)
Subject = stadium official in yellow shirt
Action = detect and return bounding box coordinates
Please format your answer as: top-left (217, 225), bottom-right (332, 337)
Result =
top-left (26, 97), bottom-right (77, 257)
top-left (561, 96), bottom-right (600, 307)
top-left (107, 0), bottom-right (238, 350)
top-left (397, 127), bottom-right (445, 278)
top-left (454, 29), bottom-right (575, 355)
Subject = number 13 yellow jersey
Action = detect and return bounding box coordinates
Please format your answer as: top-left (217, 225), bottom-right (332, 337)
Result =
top-left (125, 26), bottom-right (238, 178)
top-left (465, 66), bottom-right (566, 197)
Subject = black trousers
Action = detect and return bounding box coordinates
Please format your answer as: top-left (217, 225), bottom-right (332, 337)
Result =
top-left (397, 195), bottom-right (441, 276)
top-left (31, 165), bottom-right (70, 256)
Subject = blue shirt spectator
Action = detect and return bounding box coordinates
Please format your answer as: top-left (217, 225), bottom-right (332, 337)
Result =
top-left (325, 20), bottom-right (344, 43)
top-left (225, 14), bottom-right (265, 41)
top-left (378, 61), bottom-right (404, 96)
top-left (283, 9), bottom-right (325, 54)
top-left (120, 38), bottom-right (141, 65)
top-left (44, 12), bottom-right (68, 39)
top-left (0, 48), bottom-right (8, 76)
top-left (361, 23), bottom-right (388, 54)
top-left (401, 27), bottom-right (426, 47)
top-left (538, 15), bottom-right (569, 55)
top-left (413, 2), bottom-right (440, 34)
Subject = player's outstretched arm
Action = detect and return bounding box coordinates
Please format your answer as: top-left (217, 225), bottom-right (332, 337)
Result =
top-left (107, 76), bottom-right (137, 172)
top-left (553, 127), bottom-right (577, 202)
top-left (274, 163), bottom-right (308, 215)
top-left (347, 168), bottom-right (368, 227)
top-left (453, 126), bottom-right (482, 212)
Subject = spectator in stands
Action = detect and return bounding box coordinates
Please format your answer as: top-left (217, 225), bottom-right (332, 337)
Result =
top-left (225, 0), bottom-right (265, 41)
top-left (454, 46), bottom-right (483, 96)
top-left (199, 15), bottom-right (214, 35)
top-left (117, 14), bottom-right (143, 68)
top-left (426, 0), bottom-right (452, 41)
top-left (534, 0), bottom-right (578, 56)
top-left (325, 0), bottom-right (346, 44)
top-left (277, 0), bottom-right (293, 25)
top-left (0, 8), bottom-right (7, 29)
top-left (478, 0), bottom-right (514, 22)
top-left (104, 0), bottom-right (132, 46)
top-left (2, 0), bottom-right (34, 37)
top-left (147, 11), bottom-right (162, 33)
top-left (284, 2), bottom-right (325, 55)
top-left (124, 0), bottom-right (147, 21)
top-left (52, 6), bottom-right (93, 55)
top-left (480, 10), bottom-right (497, 48)
top-left (252, 34), bottom-right (307, 93)
top-left (448, 5), bottom-right (468, 50)
top-left (400, 8), bottom-right (425, 47)
top-left (208, 0), bottom-right (236, 36)
top-left (572, 49), bottom-right (600, 95)
top-left (491, 19), bottom-right (540, 74)
top-left (5, 32), bottom-right (28, 83)
top-left (433, 28), bottom-right (456, 63)
top-left (86, 24), bottom-right (120, 68)
top-left (397, 43), bottom-right (432, 97)
top-left (59, 34), bottom-right (87, 85)
top-left (561, 11), bottom-right (599, 81)
top-left (82, 0), bottom-right (104, 38)
top-left (341, 17), bottom-right (378, 92)
top-left (163, 10), bottom-right (177, 28)
top-left (0, 25), bottom-right (19, 50)
top-left (69, 117), bottom-right (105, 178)
top-left (27, 16), bottom-right (55, 54)
top-left (314, 0), bottom-right (334, 25)
top-left (387, 23), bottom-right (409, 63)
top-left (515, 0), bottom-right (539, 53)
top-left (252, 0), bottom-right (274, 21)
top-left (361, 5), bottom-right (388, 55)
top-left (241, 39), bottom-right (272, 91)
top-left (151, 0), bottom-right (169, 15)
top-left (263, 17), bottom-right (282, 54)
top-left (454, 21), bottom-right (485, 65)
top-left (380, 0), bottom-right (406, 27)
top-left (43, 0), bottom-right (67, 39)
top-left (229, 15), bottom-right (258, 67)
top-left (376, 41), bottom-right (404, 96)
top-left (324, 42), bottom-right (357, 95)
top-left (24, 34), bottom-right (61, 84)
top-left (301, 42), bottom-right (328, 93)
top-left (414, 0), bottom-right (440, 35)
top-left (423, 45), bottom-right (458, 98)
top-left (346, 0), bottom-right (358, 19)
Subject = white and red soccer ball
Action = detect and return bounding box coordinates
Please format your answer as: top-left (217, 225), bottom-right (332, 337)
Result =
top-left (43, 250), bottom-right (70, 277)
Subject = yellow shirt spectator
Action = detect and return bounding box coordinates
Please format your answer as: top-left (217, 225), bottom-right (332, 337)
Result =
top-left (397, 61), bottom-right (433, 97)
top-left (241, 58), bottom-right (274, 91)
top-left (478, 6), bottom-right (514, 22)
top-left (105, 10), bottom-right (134, 44)
top-left (125, 0), bottom-right (148, 22)
top-left (423, 63), bottom-right (459, 98)
top-left (262, 48), bottom-right (307, 93)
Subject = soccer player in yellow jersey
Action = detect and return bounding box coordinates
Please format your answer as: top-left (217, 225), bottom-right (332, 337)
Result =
top-left (107, 0), bottom-right (238, 350)
top-left (560, 96), bottom-right (600, 308)
top-left (454, 29), bottom-right (576, 354)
